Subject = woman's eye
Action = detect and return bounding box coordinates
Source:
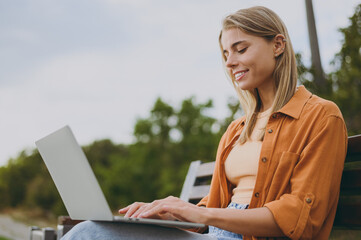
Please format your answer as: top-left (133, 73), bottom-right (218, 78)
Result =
top-left (238, 47), bottom-right (247, 54)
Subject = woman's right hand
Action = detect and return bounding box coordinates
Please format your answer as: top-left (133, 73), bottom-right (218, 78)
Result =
top-left (118, 201), bottom-right (149, 218)
top-left (118, 196), bottom-right (202, 222)
top-left (118, 197), bottom-right (179, 220)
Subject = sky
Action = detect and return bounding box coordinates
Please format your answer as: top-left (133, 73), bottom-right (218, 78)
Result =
top-left (0, 0), bottom-right (360, 166)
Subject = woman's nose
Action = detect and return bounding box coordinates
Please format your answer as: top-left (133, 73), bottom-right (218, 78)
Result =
top-left (225, 54), bottom-right (238, 68)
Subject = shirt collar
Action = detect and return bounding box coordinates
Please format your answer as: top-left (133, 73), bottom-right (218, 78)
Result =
top-left (237, 85), bottom-right (312, 126)
top-left (278, 85), bottom-right (312, 119)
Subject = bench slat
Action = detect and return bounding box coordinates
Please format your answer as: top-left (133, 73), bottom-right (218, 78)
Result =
top-left (335, 195), bottom-right (361, 227)
top-left (340, 168), bottom-right (361, 190)
top-left (343, 161), bottom-right (361, 171)
top-left (180, 160), bottom-right (202, 202)
top-left (196, 161), bottom-right (215, 178)
top-left (347, 134), bottom-right (361, 154)
top-left (188, 185), bottom-right (211, 201)
top-left (345, 153), bottom-right (361, 163)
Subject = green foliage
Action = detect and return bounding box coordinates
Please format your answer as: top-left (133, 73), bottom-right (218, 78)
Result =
top-left (0, 236), bottom-right (11, 240)
top-left (298, 4), bottom-right (361, 135)
top-left (0, 150), bottom-right (67, 215)
top-left (0, 151), bottom-right (43, 208)
top-left (328, 4), bottom-right (361, 135)
top-left (131, 97), bottom-right (221, 202)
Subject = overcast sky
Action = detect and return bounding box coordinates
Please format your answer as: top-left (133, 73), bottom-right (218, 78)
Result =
top-left (1, 0), bottom-right (360, 166)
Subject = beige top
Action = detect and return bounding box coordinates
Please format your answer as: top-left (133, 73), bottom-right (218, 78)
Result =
top-left (225, 108), bottom-right (272, 204)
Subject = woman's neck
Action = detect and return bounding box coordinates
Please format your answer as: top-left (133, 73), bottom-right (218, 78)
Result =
top-left (258, 86), bottom-right (276, 112)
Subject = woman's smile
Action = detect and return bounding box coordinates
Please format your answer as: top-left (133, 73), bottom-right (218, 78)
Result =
top-left (233, 70), bottom-right (249, 82)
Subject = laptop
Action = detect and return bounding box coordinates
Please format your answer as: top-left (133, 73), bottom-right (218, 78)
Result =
top-left (35, 125), bottom-right (205, 229)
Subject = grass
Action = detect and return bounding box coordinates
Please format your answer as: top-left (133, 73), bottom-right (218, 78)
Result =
top-left (330, 228), bottom-right (361, 240)
top-left (1, 207), bottom-right (57, 229)
top-left (0, 236), bottom-right (11, 240)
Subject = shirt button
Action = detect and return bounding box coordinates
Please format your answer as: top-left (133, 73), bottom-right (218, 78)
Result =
top-left (306, 198), bottom-right (312, 204)
top-left (268, 129), bottom-right (273, 133)
top-left (254, 192), bottom-right (260, 198)
top-left (262, 157), bottom-right (267, 163)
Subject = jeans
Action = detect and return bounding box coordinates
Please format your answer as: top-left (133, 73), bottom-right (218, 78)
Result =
top-left (207, 202), bottom-right (247, 240)
top-left (61, 221), bottom-right (217, 240)
top-left (61, 203), bottom-right (248, 240)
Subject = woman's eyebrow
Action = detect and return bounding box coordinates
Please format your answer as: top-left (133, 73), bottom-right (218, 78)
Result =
top-left (231, 40), bottom-right (246, 49)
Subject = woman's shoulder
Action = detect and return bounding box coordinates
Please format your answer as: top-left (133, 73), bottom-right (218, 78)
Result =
top-left (305, 94), bottom-right (343, 119)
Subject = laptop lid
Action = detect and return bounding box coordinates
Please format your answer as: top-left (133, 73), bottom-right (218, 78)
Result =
top-left (35, 125), bottom-right (113, 221)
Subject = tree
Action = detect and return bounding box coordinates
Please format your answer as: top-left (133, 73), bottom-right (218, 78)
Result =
top-left (132, 97), bottom-right (220, 200)
top-left (299, 4), bottom-right (361, 135)
top-left (328, 4), bottom-right (361, 135)
top-left (305, 0), bottom-right (327, 90)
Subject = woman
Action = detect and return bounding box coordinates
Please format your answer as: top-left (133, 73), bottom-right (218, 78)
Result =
top-left (62, 6), bottom-right (347, 240)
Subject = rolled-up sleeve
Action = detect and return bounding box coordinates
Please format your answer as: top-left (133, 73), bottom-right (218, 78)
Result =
top-left (264, 115), bottom-right (347, 239)
top-left (197, 195), bottom-right (208, 207)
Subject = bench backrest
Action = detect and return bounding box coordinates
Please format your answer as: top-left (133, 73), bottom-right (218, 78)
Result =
top-left (180, 160), bottom-right (215, 203)
top-left (334, 134), bottom-right (361, 227)
top-left (180, 135), bottom-right (361, 228)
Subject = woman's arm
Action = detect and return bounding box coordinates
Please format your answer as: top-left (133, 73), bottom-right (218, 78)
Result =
top-left (205, 207), bottom-right (283, 237)
top-left (119, 196), bottom-right (284, 237)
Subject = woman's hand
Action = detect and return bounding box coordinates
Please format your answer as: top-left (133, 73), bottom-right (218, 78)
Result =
top-left (118, 196), bottom-right (207, 223)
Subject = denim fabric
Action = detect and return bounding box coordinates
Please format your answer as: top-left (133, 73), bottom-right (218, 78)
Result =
top-left (61, 220), bottom-right (217, 240)
top-left (206, 202), bottom-right (248, 240)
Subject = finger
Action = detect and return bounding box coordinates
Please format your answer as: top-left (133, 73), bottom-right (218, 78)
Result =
top-left (141, 202), bottom-right (199, 223)
top-left (129, 197), bottom-right (181, 219)
top-left (130, 204), bottom-right (150, 218)
top-left (139, 196), bottom-right (184, 218)
top-left (142, 196), bottom-right (178, 214)
top-left (139, 203), bottom-right (170, 219)
top-left (132, 200), bottom-right (161, 218)
top-left (124, 202), bottom-right (145, 218)
top-left (118, 205), bottom-right (131, 214)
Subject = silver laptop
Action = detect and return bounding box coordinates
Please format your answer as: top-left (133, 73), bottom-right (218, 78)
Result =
top-left (35, 125), bottom-right (205, 229)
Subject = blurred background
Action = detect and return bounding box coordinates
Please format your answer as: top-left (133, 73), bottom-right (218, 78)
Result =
top-left (1, 0), bottom-right (361, 239)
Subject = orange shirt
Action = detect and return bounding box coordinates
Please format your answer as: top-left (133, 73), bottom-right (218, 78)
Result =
top-left (198, 86), bottom-right (348, 240)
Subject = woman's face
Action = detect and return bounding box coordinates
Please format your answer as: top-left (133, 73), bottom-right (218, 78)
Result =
top-left (221, 28), bottom-right (277, 92)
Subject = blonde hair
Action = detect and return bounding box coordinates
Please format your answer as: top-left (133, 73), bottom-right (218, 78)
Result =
top-left (219, 6), bottom-right (298, 144)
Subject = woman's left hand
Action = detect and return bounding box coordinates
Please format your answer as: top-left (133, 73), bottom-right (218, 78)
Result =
top-left (119, 196), bottom-right (207, 224)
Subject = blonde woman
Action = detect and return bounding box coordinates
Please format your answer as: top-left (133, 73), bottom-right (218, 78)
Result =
top-left (62, 6), bottom-right (347, 240)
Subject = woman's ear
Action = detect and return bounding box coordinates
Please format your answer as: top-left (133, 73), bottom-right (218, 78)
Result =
top-left (273, 34), bottom-right (286, 57)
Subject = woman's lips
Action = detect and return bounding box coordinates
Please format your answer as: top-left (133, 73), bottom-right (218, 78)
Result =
top-left (234, 70), bottom-right (249, 82)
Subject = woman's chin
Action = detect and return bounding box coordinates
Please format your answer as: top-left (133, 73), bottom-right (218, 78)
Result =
top-left (236, 83), bottom-right (253, 91)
